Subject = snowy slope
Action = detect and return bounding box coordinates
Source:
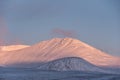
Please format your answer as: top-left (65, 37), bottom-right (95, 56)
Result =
top-left (0, 45), bottom-right (30, 51)
top-left (0, 38), bottom-right (119, 67)
top-left (38, 57), bottom-right (109, 72)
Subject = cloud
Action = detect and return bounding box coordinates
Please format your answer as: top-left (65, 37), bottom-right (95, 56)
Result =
top-left (52, 28), bottom-right (77, 38)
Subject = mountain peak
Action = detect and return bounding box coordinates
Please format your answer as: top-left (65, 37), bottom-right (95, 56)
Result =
top-left (42, 37), bottom-right (94, 50)
top-left (36, 37), bottom-right (82, 48)
top-left (50, 37), bottom-right (81, 43)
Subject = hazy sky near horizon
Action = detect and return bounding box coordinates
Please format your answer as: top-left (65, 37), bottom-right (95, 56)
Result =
top-left (0, 0), bottom-right (120, 56)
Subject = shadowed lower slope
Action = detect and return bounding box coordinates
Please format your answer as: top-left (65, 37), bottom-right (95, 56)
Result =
top-left (38, 57), bottom-right (117, 74)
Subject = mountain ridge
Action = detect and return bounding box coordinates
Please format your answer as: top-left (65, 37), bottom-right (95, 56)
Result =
top-left (0, 37), bottom-right (119, 67)
top-left (0, 45), bottom-right (30, 51)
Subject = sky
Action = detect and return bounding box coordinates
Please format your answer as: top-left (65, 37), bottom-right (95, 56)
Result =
top-left (0, 0), bottom-right (120, 56)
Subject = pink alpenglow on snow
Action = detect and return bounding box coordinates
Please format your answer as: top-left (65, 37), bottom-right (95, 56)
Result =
top-left (0, 38), bottom-right (119, 67)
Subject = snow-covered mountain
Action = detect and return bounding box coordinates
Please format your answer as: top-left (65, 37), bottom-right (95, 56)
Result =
top-left (0, 38), bottom-right (119, 67)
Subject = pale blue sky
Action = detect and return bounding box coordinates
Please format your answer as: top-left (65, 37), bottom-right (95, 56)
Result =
top-left (0, 0), bottom-right (120, 56)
